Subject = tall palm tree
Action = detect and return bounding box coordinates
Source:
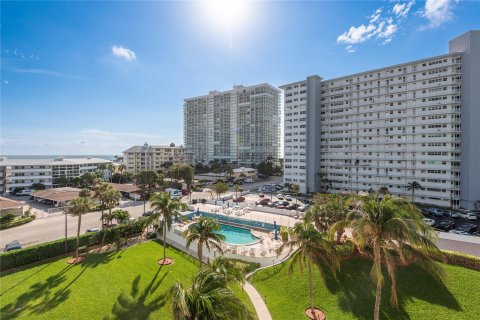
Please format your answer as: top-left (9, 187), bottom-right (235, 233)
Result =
top-left (184, 217), bottom-right (225, 268)
top-left (107, 163), bottom-right (116, 183)
top-left (332, 194), bottom-right (444, 320)
top-left (290, 183), bottom-right (300, 211)
top-left (113, 209), bottom-right (130, 224)
top-left (149, 192), bottom-right (187, 263)
top-left (94, 182), bottom-right (112, 227)
top-left (406, 181), bottom-right (424, 203)
top-left (101, 188), bottom-right (122, 244)
top-left (170, 268), bottom-right (253, 320)
top-left (276, 221), bottom-right (340, 319)
top-left (68, 189), bottom-right (93, 261)
top-left (234, 184), bottom-right (241, 199)
top-left (118, 164), bottom-right (126, 183)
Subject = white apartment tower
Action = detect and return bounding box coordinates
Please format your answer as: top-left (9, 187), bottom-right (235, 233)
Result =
top-left (282, 30), bottom-right (480, 209)
top-left (184, 84), bottom-right (281, 165)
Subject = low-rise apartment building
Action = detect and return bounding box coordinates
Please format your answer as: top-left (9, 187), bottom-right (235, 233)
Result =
top-left (122, 142), bottom-right (186, 174)
top-left (0, 157), bottom-right (111, 194)
top-left (282, 30), bottom-right (480, 209)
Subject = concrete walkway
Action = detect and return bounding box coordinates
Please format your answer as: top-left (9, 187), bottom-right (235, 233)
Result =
top-left (243, 281), bottom-right (273, 320)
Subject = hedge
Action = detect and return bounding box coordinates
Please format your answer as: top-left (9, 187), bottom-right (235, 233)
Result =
top-left (0, 216), bottom-right (35, 230)
top-left (0, 219), bottom-right (147, 271)
top-left (436, 250), bottom-right (480, 271)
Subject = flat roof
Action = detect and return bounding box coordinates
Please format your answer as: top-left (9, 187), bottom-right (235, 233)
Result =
top-left (0, 157), bottom-right (111, 167)
top-left (0, 196), bottom-right (25, 210)
top-left (33, 187), bottom-right (94, 203)
top-left (107, 183), bottom-right (139, 193)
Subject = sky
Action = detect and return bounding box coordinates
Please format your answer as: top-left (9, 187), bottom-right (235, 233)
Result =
top-left (1, 0), bottom-right (479, 156)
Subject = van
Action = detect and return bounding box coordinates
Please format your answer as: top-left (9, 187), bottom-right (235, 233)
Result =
top-left (15, 189), bottom-right (33, 196)
top-left (165, 188), bottom-right (182, 198)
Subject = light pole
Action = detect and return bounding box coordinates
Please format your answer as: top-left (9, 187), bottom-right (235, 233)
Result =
top-left (63, 202), bottom-right (68, 254)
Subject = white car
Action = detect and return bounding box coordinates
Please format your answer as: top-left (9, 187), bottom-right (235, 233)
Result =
top-left (423, 218), bottom-right (435, 227)
top-left (277, 194), bottom-right (284, 200)
top-left (244, 178), bottom-right (254, 183)
top-left (15, 189), bottom-right (33, 196)
top-left (86, 227), bottom-right (101, 233)
top-left (456, 211), bottom-right (478, 221)
top-left (284, 195), bottom-right (293, 201)
top-left (449, 229), bottom-right (470, 236)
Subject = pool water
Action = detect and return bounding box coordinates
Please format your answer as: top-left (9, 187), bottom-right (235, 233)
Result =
top-left (218, 224), bottom-right (259, 245)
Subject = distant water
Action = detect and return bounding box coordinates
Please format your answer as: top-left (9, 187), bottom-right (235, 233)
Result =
top-left (0, 155), bottom-right (117, 161)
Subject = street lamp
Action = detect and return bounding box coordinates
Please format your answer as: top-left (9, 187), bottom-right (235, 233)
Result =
top-left (63, 202), bottom-right (68, 254)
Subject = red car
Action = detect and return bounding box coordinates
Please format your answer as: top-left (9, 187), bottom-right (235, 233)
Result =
top-left (259, 193), bottom-right (265, 198)
top-left (233, 197), bottom-right (245, 203)
top-left (255, 198), bottom-right (270, 206)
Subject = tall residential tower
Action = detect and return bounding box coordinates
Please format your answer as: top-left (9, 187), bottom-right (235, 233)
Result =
top-left (282, 30), bottom-right (480, 209)
top-left (184, 84), bottom-right (281, 165)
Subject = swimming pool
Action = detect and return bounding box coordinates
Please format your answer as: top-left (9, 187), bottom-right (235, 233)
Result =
top-left (218, 224), bottom-right (259, 245)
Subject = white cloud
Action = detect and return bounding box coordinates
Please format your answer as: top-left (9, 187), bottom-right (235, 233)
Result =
top-left (3, 80), bottom-right (9, 85)
top-left (111, 45), bottom-right (136, 61)
top-left (337, 1), bottom-right (416, 52)
top-left (345, 45), bottom-right (356, 53)
top-left (80, 128), bottom-right (160, 139)
top-left (393, 1), bottom-right (415, 18)
top-left (422, 0), bottom-right (455, 28)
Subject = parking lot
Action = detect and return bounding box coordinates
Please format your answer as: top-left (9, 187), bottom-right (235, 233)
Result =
top-left (421, 208), bottom-right (480, 237)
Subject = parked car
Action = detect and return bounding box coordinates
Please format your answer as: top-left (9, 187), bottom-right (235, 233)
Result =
top-left (287, 203), bottom-right (300, 210)
top-left (275, 201), bottom-right (289, 209)
top-left (428, 208), bottom-right (444, 217)
top-left (268, 201), bottom-right (281, 208)
top-left (5, 241), bottom-right (22, 252)
top-left (277, 194), bottom-right (284, 200)
top-left (449, 230), bottom-right (470, 236)
top-left (86, 227), bottom-right (101, 233)
top-left (456, 223), bottom-right (477, 234)
top-left (275, 185), bottom-right (284, 191)
top-left (423, 218), bottom-right (435, 227)
top-left (442, 210), bottom-right (460, 219)
top-left (142, 211), bottom-right (152, 217)
top-left (259, 193), bottom-right (265, 198)
top-left (298, 204), bottom-right (311, 212)
top-left (456, 211), bottom-right (478, 221)
top-left (436, 220), bottom-right (455, 231)
top-left (15, 189), bottom-right (33, 196)
top-left (245, 178), bottom-right (254, 183)
top-left (256, 198), bottom-right (270, 206)
top-left (284, 195), bottom-right (293, 201)
top-left (233, 197), bottom-right (245, 203)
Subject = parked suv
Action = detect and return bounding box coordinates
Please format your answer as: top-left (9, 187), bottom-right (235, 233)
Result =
top-left (436, 220), bottom-right (455, 231)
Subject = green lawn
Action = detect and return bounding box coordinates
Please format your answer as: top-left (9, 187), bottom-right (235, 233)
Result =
top-left (0, 241), bottom-right (257, 319)
top-left (251, 256), bottom-right (480, 320)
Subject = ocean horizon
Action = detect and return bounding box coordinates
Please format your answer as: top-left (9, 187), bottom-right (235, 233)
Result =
top-left (0, 155), bottom-right (117, 161)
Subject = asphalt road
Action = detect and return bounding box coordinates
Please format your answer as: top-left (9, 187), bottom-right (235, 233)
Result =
top-left (0, 201), bottom-right (151, 250)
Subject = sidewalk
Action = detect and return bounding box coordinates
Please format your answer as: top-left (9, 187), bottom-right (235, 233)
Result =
top-left (243, 281), bottom-right (273, 320)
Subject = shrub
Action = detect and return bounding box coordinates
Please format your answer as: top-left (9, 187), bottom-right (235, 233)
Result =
top-left (0, 216), bottom-right (35, 230)
top-left (279, 226), bottom-right (289, 242)
top-left (0, 218), bottom-right (147, 271)
top-left (433, 250), bottom-right (480, 271)
top-left (0, 212), bottom-right (15, 224)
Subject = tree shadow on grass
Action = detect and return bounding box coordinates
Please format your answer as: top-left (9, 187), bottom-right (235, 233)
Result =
top-left (0, 264), bottom-right (73, 319)
top-left (0, 263), bottom-right (52, 297)
top-left (320, 257), bottom-right (461, 320)
top-left (104, 267), bottom-right (170, 320)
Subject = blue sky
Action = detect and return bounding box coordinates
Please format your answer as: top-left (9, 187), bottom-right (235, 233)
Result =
top-left (1, 0), bottom-right (479, 155)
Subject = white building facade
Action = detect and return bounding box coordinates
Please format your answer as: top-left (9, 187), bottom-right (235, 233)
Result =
top-left (184, 84), bottom-right (281, 165)
top-left (122, 143), bottom-right (186, 174)
top-left (282, 30), bottom-right (480, 209)
top-left (0, 157), bottom-right (111, 194)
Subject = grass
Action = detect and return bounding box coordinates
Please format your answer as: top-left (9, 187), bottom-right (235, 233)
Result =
top-left (250, 256), bottom-right (480, 320)
top-left (0, 240), bottom-right (257, 319)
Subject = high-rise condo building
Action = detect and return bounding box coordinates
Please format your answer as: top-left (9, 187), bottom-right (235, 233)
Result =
top-left (122, 142), bottom-right (186, 174)
top-left (281, 30), bottom-right (480, 209)
top-left (184, 84), bottom-right (281, 165)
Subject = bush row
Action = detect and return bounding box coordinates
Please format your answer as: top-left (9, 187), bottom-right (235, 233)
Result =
top-left (436, 250), bottom-right (480, 271)
top-left (0, 216), bottom-right (35, 230)
top-left (0, 218), bottom-right (147, 271)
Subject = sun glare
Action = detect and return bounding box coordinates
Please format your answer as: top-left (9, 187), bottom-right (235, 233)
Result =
top-left (205, 0), bottom-right (249, 29)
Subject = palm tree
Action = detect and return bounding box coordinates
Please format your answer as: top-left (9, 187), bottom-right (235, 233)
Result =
top-left (332, 194), bottom-right (444, 320)
top-left (94, 182), bottom-right (112, 228)
top-left (276, 221), bottom-right (340, 319)
top-left (113, 209), bottom-right (130, 224)
top-left (107, 163), bottom-right (116, 183)
top-left (170, 268), bottom-right (253, 320)
top-left (101, 188), bottom-right (122, 244)
top-left (406, 181), bottom-right (424, 203)
top-left (234, 184), bottom-right (241, 199)
top-left (118, 164), bottom-right (126, 183)
top-left (184, 217), bottom-right (225, 268)
top-left (207, 256), bottom-right (244, 283)
top-left (68, 189), bottom-right (93, 262)
top-left (149, 192), bottom-right (187, 264)
top-left (378, 186), bottom-right (390, 195)
top-left (291, 183), bottom-right (300, 209)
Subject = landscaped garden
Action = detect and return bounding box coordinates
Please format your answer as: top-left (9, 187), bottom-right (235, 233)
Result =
top-left (0, 241), bottom-right (257, 319)
top-left (250, 256), bottom-right (480, 320)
